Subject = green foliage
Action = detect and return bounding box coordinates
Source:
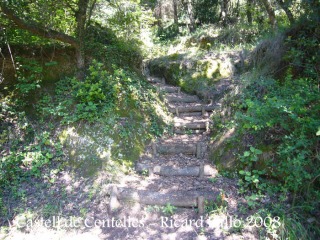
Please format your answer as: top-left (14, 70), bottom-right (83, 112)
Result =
top-left (0, 0), bottom-right (75, 46)
top-left (85, 23), bottom-right (116, 45)
top-left (84, 22), bottom-right (143, 69)
top-left (238, 76), bottom-right (320, 195)
top-left (88, 0), bottom-right (151, 66)
top-left (157, 23), bottom-right (180, 41)
top-left (71, 61), bottom-right (118, 122)
top-left (31, 60), bottom-right (165, 169)
top-left (46, 61), bottom-right (134, 123)
top-left (284, 22), bottom-right (320, 80)
top-left (146, 204), bottom-right (177, 216)
top-left (193, 0), bottom-right (220, 24)
top-left (238, 147), bottom-right (267, 194)
top-left (0, 129), bottom-right (63, 188)
top-left (161, 203), bottom-right (177, 216)
top-left (42, 203), bottom-right (60, 219)
top-left (0, 25), bottom-right (51, 46)
top-left (85, 35), bottom-right (143, 70)
top-left (4, 0), bottom-right (75, 34)
top-left (149, 115), bottom-right (164, 137)
top-left (107, 1), bottom-right (142, 41)
top-left (205, 192), bottom-right (228, 214)
top-left (217, 22), bottom-right (320, 239)
top-left (276, 208), bottom-right (320, 239)
top-left (0, 62), bottom-right (166, 225)
top-left (15, 57), bottom-right (43, 97)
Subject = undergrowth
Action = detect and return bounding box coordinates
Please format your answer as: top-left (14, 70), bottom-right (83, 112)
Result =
top-left (0, 57), bottom-right (167, 224)
top-left (150, 17), bottom-right (320, 239)
top-left (226, 20), bottom-right (320, 239)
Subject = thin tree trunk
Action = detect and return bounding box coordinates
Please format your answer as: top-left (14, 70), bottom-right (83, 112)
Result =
top-left (182, 0), bottom-right (195, 32)
top-left (246, 0), bottom-right (254, 25)
top-left (220, 0), bottom-right (230, 26)
top-left (276, 0), bottom-right (294, 24)
top-left (173, 0), bottom-right (178, 24)
top-left (86, 0), bottom-right (97, 28)
top-left (260, 0), bottom-right (277, 29)
top-left (235, 0), bottom-right (240, 18)
top-left (75, 0), bottom-right (90, 79)
top-left (157, 0), bottom-right (163, 29)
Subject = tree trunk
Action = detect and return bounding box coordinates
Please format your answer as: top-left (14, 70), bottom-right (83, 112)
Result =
top-left (0, 1), bottom-right (90, 80)
top-left (155, 0), bottom-right (163, 29)
top-left (260, 0), bottom-right (277, 28)
top-left (108, 185), bottom-right (220, 207)
top-left (165, 95), bottom-right (199, 103)
top-left (173, 0), bottom-right (178, 24)
top-left (220, 0), bottom-right (230, 26)
top-left (246, 0), bottom-right (254, 25)
top-left (276, 0), bottom-right (294, 24)
top-left (0, 3), bottom-right (78, 47)
top-left (135, 163), bottom-right (216, 177)
top-left (75, 0), bottom-right (90, 79)
top-left (168, 105), bottom-right (216, 113)
top-left (182, 0), bottom-right (195, 32)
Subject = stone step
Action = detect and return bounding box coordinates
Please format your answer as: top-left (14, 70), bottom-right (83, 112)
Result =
top-left (109, 185), bottom-right (219, 214)
top-left (152, 142), bottom-right (206, 158)
top-left (135, 163), bottom-right (216, 177)
top-left (166, 95), bottom-right (199, 103)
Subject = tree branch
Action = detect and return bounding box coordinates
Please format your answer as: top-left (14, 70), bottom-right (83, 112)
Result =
top-left (86, 0), bottom-right (97, 28)
top-left (0, 3), bottom-right (79, 48)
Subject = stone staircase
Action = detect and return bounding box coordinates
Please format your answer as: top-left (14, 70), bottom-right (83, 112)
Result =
top-left (109, 75), bottom-right (219, 215)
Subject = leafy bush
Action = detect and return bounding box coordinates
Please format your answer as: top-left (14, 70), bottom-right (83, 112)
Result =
top-left (193, 0), bottom-right (220, 24)
top-left (15, 57), bottom-right (43, 97)
top-left (215, 21), bottom-right (320, 239)
top-left (71, 60), bottom-right (119, 122)
top-left (284, 21), bottom-right (320, 80)
top-left (0, 127), bottom-right (63, 187)
top-left (238, 147), bottom-right (266, 194)
top-left (34, 60), bottom-right (165, 138)
top-left (238, 75), bottom-right (320, 195)
top-left (84, 20), bottom-right (143, 70)
top-left (157, 23), bottom-right (180, 41)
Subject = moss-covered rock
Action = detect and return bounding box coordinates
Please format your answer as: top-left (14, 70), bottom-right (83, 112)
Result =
top-left (148, 57), bottom-right (183, 86)
top-left (58, 119), bottom-right (152, 177)
top-left (148, 52), bottom-right (238, 100)
top-left (209, 128), bottom-right (242, 171)
top-left (58, 124), bottom-right (114, 177)
top-left (210, 130), bottom-right (277, 175)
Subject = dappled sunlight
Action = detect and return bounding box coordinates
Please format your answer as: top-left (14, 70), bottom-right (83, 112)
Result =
top-left (57, 124), bottom-right (114, 177)
top-left (1, 0), bottom-right (319, 238)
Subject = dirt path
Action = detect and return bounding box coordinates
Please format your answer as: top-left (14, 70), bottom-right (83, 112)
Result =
top-left (101, 75), bottom-right (258, 239)
top-left (3, 75), bottom-right (259, 240)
